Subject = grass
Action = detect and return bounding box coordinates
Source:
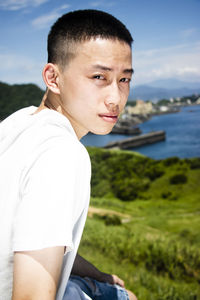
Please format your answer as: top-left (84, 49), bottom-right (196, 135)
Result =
top-left (78, 148), bottom-right (200, 299)
top-left (79, 197), bottom-right (200, 299)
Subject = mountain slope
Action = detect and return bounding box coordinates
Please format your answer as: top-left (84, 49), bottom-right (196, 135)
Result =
top-left (129, 80), bottom-right (200, 101)
top-left (147, 79), bottom-right (200, 90)
top-left (0, 82), bottom-right (44, 120)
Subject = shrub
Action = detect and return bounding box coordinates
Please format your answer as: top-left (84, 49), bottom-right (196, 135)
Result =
top-left (112, 178), bottom-right (139, 201)
top-left (161, 191), bottom-right (178, 200)
top-left (179, 229), bottom-right (199, 244)
top-left (190, 158), bottom-right (200, 169)
top-left (161, 191), bottom-right (172, 199)
top-left (163, 157), bottom-right (180, 166)
top-left (184, 158), bottom-right (191, 164)
top-left (169, 173), bottom-right (187, 185)
top-left (93, 214), bottom-right (121, 225)
top-left (112, 177), bottom-right (150, 201)
top-left (144, 165), bottom-right (164, 181)
top-left (104, 214), bottom-right (122, 226)
top-left (91, 179), bottom-right (111, 198)
top-left (179, 229), bottom-right (190, 238)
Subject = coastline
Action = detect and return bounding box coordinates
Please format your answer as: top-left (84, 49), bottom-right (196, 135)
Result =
top-left (81, 104), bottom-right (200, 159)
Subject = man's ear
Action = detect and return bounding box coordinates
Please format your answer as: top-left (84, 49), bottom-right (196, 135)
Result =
top-left (42, 63), bottom-right (60, 94)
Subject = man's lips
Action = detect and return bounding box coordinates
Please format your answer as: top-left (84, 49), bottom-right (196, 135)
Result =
top-left (98, 113), bottom-right (118, 123)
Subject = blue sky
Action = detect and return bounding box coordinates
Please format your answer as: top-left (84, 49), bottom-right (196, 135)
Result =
top-left (0, 0), bottom-right (200, 89)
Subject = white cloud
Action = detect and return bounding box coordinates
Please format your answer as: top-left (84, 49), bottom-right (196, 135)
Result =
top-left (0, 0), bottom-right (49, 11)
top-left (89, 1), bottom-right (101, 7)
top-left (133, 42), bottom-right (200, 85)
top-left (89, 1), bottom-right (115, 8)
top-left (181, 28), bottom-right (197, 38)
top-left (32, 13), bottom-right (60, 29)
top-left (31, 4), bottom-right (71, 29)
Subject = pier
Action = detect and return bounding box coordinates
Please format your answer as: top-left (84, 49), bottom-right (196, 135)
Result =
top-left (111, 125), bottom-right (141, 135)
top-left (104, 130), bottom-right (166, 150)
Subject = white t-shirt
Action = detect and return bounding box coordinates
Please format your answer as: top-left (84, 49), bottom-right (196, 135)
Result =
top-left (0, 106), bottom-right (91, 300)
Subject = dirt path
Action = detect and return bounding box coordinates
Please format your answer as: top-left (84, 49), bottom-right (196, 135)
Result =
top-left (88, 206), bottom-right (132, 223)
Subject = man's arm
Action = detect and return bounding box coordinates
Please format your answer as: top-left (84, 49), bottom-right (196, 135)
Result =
top-left (72, 254), bottom-right (138, 300)
top-left (71, 254), bottom-right (125, 287)
top-left (12, 246), bottom-right (64, 300)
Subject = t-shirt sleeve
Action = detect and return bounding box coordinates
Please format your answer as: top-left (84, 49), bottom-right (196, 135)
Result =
top-left (13, 138), bottom-right (91, 252)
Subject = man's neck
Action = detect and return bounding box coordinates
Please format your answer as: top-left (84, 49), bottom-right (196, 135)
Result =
top-left (34, 90), bottom-right (88, 140)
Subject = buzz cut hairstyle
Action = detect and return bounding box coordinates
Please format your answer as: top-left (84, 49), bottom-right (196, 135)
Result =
top-left (47, 9), bottom-right (133, 68)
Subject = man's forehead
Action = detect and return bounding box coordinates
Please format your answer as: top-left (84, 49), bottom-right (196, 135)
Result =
top-left (74, 38), bottom-right (132, 69)
top-left (76, 38), bottom-right (131, 57)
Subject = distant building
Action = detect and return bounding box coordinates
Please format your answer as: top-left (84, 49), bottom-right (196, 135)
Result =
top-left (126, 100), bottom-right (153, 115)
top-left (196, 98), bottom-right (200, 104)
top-left (160, 106), bottom-right (169, 112)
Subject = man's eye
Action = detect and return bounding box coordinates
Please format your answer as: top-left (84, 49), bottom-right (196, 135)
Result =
top-left (93, 75), bottom-right (104, 80)
top-left (120, 78), bottom-right (131, 83)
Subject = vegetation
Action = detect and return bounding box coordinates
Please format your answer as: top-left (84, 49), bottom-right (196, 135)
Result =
top-left (86, 147), bottom-right (200, 202)
top-left (79, 147), bottom-right (200, 300)
top-left (190, 158), bottom-right (200, 170)
top-left (156, 99), bottom-right (171, 106)
top-left (169, 173), bottom-right (188, 185)
top-left (180, 94), bottom-right (200, 104)
top-left (156, 94), bottom-right (200, 106)
top-left (126, 100), bottom-right (137, 107)
top-left (0, 81), bottom-right (44, 120)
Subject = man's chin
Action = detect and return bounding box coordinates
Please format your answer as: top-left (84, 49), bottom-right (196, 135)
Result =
top-left (92, 127), bottom-right (114, 136)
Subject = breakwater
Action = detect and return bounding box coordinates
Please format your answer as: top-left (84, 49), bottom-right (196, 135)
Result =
top-left (104, 130), bottom-right (166, 150)
top-left (111, 125), bottom-right (141, 135)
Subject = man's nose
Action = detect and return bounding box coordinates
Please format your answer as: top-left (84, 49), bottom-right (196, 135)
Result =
top-left (104, 81), bottom-right (121, 108)
top-left (105, 103), bottom-right (119, 113)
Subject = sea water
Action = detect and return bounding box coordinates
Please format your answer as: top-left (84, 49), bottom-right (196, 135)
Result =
top-left (81, 105), bottom-right (200, 159)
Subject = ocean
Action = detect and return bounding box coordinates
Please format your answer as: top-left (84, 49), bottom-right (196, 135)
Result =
top-left (81, 105), bottom-right (200, 159)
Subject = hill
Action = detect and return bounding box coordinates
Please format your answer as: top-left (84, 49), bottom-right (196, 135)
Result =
top-left (146, 79), bottom-right (200, 90)
top-left (79, 147), bottom-right (200, 300)
top-left (0, 81), bottom-right (44, 120)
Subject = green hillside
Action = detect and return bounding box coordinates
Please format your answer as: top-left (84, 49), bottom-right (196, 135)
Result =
top-left (79, 147), bottom-right (200, 300)
top-left (0, 82), bottom-right (44, 120)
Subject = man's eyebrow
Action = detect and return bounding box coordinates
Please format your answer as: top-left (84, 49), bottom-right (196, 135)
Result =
top-left (91, 64), bottom-right (134, 74)
top-left (91, 64), bottom-right (112, 71)
top-left (123, 68), bottom-right (134, 75)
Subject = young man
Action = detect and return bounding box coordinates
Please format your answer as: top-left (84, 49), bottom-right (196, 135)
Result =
top-left (0, 9), bottom-right (136, 300)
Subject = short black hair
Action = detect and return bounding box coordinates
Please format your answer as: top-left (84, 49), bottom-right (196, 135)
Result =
top-left (48, 9), bottom-right (133, 67)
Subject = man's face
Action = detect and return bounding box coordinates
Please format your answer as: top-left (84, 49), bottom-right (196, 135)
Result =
top-left (58, 38), bottom-right (133, 139)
